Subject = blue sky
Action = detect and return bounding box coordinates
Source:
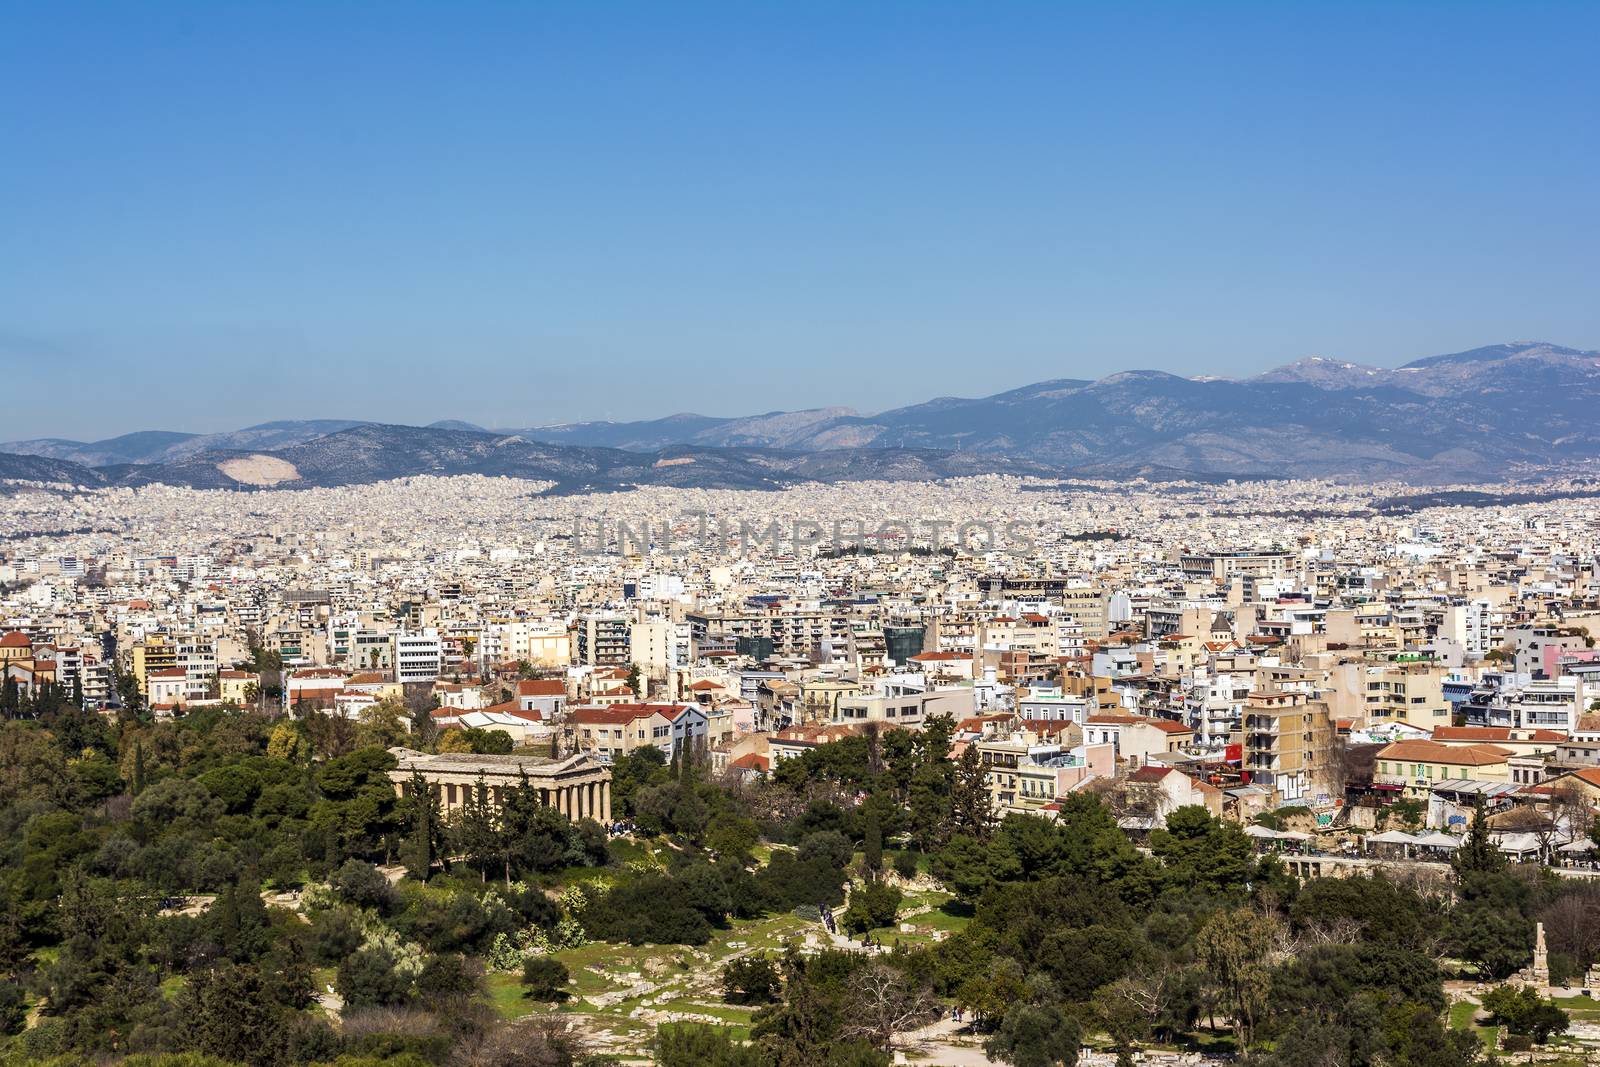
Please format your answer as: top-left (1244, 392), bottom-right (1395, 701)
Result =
top-left (3, 1), bottom-right (1597, 440)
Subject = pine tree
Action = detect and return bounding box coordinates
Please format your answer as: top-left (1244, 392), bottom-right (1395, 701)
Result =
top-left (498, 772), bottom-right (540, 882)
top-left (947, 744), bottom-right (995, 841)
top-left (455, 775), bottom-right (500, 882)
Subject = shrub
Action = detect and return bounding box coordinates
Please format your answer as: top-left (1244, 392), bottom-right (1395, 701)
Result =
top-left (654, 1022), bottom-right (766, 1066)
top-left (337, 946), bottom-right (413, 1009)
top-left (521, 955), bottom-right (571, 1001)
top-left (333, 860), bottom-right (400, 914)
top-left (309, 907), bottom-right (365, 965)
top-left (721, 955), bottom-right (781, 1005)
top-left (0, 980), bottom-right (25, 1037)
top-left (842, 883), bottom-right (902, 935)
top-left (798, 830), bottom-right (854, 870)
top-left (892, 851), bottom-right (920, 881)
top-left (415, 952), bottom-right (482, 1001)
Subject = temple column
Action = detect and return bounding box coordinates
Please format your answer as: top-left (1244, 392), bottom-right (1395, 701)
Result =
top-left (600, 781), bottom-right (611, 823)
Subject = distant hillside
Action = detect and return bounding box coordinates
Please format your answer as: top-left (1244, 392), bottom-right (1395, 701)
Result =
top-left (519, 407), bottom-right (856, 451)
top-left (48, 424), bottom-right (1040, 493)
top-left (8, 341), bottom-right (1600, 484)
top-left (0, 451), bottom-right (104, 486)
top-left (1, 420), bottom-right (369, 466)
top-left (528, 341), bottom-right (1600, 479)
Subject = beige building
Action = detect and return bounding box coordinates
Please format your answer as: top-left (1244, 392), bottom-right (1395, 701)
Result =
top-left (1373, 739), bottom-right (1512, 797)
top-left (390, 749), bottom-right (612, 823)
top-left (1359, 660), bottom-right (1451, 730)
top-left (218, 669), bottom-right (260, 704)
top-left (1239, 690), bottom-right (1333, 803)
top-left (798, 677), bottom-right (861, 724)
top-left (569, 702), bottom-right (709, 760)
top-left (131, 633), bottom-right (177, 695)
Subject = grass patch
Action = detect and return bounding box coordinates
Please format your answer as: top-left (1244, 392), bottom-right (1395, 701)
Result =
top-left (487, 972), bottom-right (552, 1019)
top-left (1447, 999), bottom-right (1499, 1045)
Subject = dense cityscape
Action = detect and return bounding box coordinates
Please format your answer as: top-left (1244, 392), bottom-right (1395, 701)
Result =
top-left (4, 470), bottom-right (1600, 1064)
top-left (7, 0), bottom-right (1597, 1063)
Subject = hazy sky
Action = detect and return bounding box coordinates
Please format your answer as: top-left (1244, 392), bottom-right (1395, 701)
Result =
top-left (3, 1), bottom-right (1597, 441)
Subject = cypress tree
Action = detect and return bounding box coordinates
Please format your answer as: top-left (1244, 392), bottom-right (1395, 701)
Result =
top-left (1453, 794), bottom-right (1505, 878)
top-left (401, 770), bottom-right (439, 879)
top-left (863, 805), bottom-right (884, 880)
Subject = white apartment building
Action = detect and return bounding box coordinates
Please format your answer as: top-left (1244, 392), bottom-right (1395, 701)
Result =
top-left (393, 629), bottom-right (443, 683)
top-left (1442, 599), bottom-right (1504, 659)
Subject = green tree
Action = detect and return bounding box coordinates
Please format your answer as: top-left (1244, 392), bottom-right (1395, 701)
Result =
top-left (947, 744), bottom-right (994, 841)
top-left (454, 775), bottom-right (502, 881)
top-left (862, 805), bottom-right (884, 879)
top-left (183, 962), bottom-right (290, 1067)
top-left (723, 954), bottom-right (782, 1005)
top-left (986, 1001), bottom-right (1081, 1067)
top-left (654, 1023), bottom-right (766, 1067)
top-left (1194, 907), bottom-right (1278, 1047)
top-left (1481, 984), bottom-right (1570, 1043)
top-left (400, 770), bottom-right (443, 878)
top-left (521, 955), bottom-right (571, 1001)
top-left (1453, 797), bottom-right (1505, 879)
top-left (842, 883), bottom-right (902, 935)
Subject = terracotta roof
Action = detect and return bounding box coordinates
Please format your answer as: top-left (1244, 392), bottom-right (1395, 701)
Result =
top-left (1432, 726), bottom-right (1512, 742)
top-left (570, 702), bottom-right (697, 725)
top-left (1148, 719), bottom-right (1193, 734)
top-left (1018, 719), bottom-right (1077, 735)
top-left (516, 679), bottom-right (566, 696)
top-left (729, 753), bottom-right (770, 772)
top-left (0, 632), bottom-right (31, 648)
top-left (1376, 739), bottom-right (1513, 765)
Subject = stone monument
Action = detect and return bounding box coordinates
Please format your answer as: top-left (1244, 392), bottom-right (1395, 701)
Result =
top-left (1510, 921), bottom-right (1551, 989)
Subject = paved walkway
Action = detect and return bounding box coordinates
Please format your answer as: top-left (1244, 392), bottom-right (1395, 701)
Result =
top-left (893, 1015), bottom-right (994, 1066)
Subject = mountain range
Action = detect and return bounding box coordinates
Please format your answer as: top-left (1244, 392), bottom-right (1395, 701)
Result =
top-left (4, 341), bottom-right (1598, 491)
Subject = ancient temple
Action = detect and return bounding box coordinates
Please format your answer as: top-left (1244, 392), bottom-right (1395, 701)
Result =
top-left (388, 748), bottom-right (613, 823)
